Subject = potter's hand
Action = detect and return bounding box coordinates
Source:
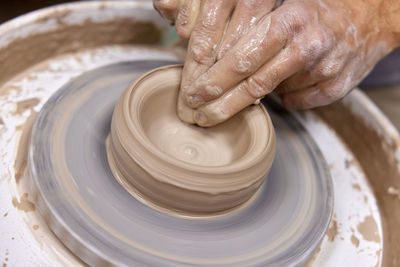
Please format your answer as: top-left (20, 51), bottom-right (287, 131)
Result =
top-left (153, 0), bottom-right (280, 124)
top-left (153, 0), bottom-right (200, 38)
top-left (180, 0), bottom-right (400, 126)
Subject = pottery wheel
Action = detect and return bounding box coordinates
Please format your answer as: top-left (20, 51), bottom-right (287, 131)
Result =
top-left (28, 61), bottom-right (333, 266)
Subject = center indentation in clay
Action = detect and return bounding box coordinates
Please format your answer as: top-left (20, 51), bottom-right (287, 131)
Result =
top-left (141, 88), bottom-right (251, 166)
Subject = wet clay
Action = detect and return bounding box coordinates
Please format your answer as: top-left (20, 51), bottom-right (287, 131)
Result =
top-left (351, 235), bottom-right (360, 248)
top-left (0, 17), bottom-right (161, 89)
top-left (357, 215), bottom-right (381, 243)
top-left (11, 193), bottom-right (35, 212)
top-left (14, 99), bottom-right (40, 115)
top-left (14, 111), bottom-right (37, 184)
top-left (316, 102), bottom-right (400, 267)
top-left (106, 65), bottom-right (276, 217)
top-left (326, 218), bottom-right (338, 242)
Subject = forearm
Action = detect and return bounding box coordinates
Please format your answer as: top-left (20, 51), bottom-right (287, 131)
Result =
top-left (379, 0), bottom-right (400, 46)
top-left (333, 0), bottom-right (400, 48)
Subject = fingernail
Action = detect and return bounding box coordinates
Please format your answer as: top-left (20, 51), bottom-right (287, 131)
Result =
top-left (186, 95), bottom-right (205, 108)
top-left (194, 111), bottom-right (208, 125)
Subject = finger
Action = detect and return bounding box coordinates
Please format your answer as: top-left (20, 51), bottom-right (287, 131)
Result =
top-left (153, 0), bottom-right (180, 25)
top-left (175, 0), bottom-right (201, 39)
top-left (180, 0), bottom-right (236, 105)
top-left (193, 83), bottom-right (257, 127)
top-left (188, 43), bottom-right (306, 108)
top-left (177, 93), bottom-right (196, 124)
top-left (217, 0), bottom-right (277, 60)
top-left (281, 72), bottom-right (351, 109)
top-left (276, 57), bottom-right (343, 93)
top-left (193, 44), bottom-right (307, 126)
top-left (276, 29), bottom-right (340, 94)
top-left (185, 10), bottom-right (294, 107)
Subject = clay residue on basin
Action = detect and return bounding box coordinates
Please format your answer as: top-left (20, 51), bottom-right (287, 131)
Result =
top-left (326, 218), bottom-right (338, 242)
top-left (316, 102), bottom-right (400, 267)
top-left (0, 17), bottom-right (161, 89)
top-left (357, 215), bottom-right (381, 243)
top-left (351, 235), bottom-right (360, 248)
top-left (12, 193), bottom-right (35, 212)
top-left (14, 111), bottom-right (38, 184)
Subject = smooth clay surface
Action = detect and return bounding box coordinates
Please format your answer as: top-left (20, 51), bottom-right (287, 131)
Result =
top-left (106, 65), bottom-right (276, 217)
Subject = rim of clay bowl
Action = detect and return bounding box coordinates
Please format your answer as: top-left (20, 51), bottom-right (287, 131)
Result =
top-left (118, 65), bottom-right (276, 189)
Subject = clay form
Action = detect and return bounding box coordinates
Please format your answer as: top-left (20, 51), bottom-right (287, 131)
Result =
top-left (27, 62), bottom-right (333, 266)
top-left (106, 65), bottom-right (276, 216)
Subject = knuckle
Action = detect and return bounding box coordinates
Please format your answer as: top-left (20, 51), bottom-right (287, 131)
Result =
top-left (316, 52), bottom-right (345, 78)
top-left (320, 83), bottom-right (347, 101)
top-left (317, 62), bottom-right (341, 79)
top-left (196, 20), bottom-right (216, 37)
top-left (295, 30), bottom-right (335, 66)
top-left (233, 51), bottom-right (259, 75)
top-left (266, 68), bottom-right (281, 87)
top-left (176, 7), bottom-right (189, 24)
top-left (242, 0), bottom-right (266, 9)
top-left (276, 3), bottom-right (310, 35)
top-left (190, 32), bottom-right (215, 64)
top-left (245, 76), bottom-right (271, 98)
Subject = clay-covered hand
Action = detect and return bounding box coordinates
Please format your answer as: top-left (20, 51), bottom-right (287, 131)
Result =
top-left (179, 0), bottom-right (400, 126)
top-left (153, 0), bottom-right (280, 124)
top-left (153, 0), bottom-right (200, 38)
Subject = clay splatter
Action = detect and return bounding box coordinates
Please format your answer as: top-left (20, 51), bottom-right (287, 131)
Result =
top-left (387, 186), bottom-right (400, 200)
top-left (345, 158), bottom-right (355, 168)
top-left (14, 98), bottom-right (40, 115)
top-left (3, 212), bottom-right (7, 217)
top-left (375, 249), bottom-right (381, 267)
top-left (350, 235), bottom-right (360, 248)
top-left (14, 161), bottom-right (26, 184)
top-left (33, 224), bottom-right (39, 230)
top-left (357, 215), bottom-right (380, 243)
top-left (305, 246), bottom-right (321, 267)
top-left (12, 193), bottom-right (35, 212)
top-left (326, 219), bottom-right (338, 242)
top-left (352, 183), bottom-right (361, 191)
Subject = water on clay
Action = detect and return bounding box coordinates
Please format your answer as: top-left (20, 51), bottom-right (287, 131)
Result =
top-left (28, 61), bottom-right (333, 266)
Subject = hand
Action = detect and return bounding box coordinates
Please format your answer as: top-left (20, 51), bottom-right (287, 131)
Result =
top-left (176, 0), bottom-right (400, 126)
top-left (154, 0), bottom-right (281, 124)
top-left (153, 0), bottom-right (200, 38)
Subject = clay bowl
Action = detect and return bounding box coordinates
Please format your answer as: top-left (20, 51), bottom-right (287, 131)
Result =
top-left (107, 65), bottom-right (276, 217)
